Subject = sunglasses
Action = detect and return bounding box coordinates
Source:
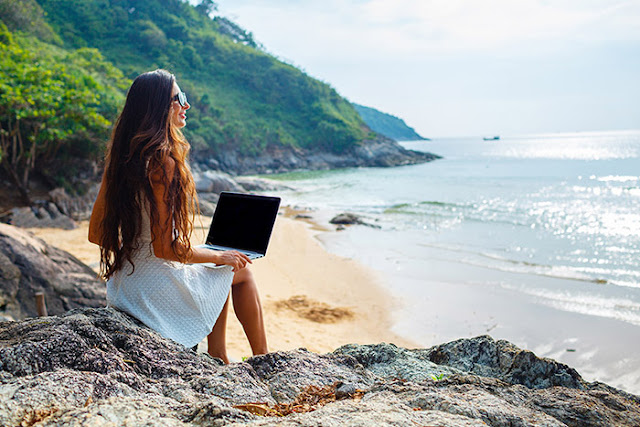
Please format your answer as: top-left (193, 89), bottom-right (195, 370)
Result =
top-left (172, 91), bottom-right (188, 107)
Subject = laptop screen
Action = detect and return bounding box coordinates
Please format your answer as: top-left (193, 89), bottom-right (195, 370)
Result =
top-left (205, 192), bottom-right (281, 255)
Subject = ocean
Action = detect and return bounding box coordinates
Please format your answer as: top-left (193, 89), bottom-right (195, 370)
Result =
top-left (268, 130), bottom-right (640, 394)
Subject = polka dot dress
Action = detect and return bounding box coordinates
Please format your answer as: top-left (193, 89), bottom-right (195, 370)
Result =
top-left (106, 205), bottom-right (233, 348)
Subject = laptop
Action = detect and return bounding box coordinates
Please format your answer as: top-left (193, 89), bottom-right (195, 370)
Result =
top-left (198, 192), bottom-right (281, 264)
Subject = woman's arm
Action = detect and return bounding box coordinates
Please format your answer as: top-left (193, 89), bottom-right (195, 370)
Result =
top-left (88, 171), bottom-right (108, 245)
top-left (150, 157), bottom-right (251, 272)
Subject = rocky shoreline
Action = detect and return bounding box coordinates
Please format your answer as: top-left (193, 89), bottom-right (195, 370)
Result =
top-left (1, 172), bottom-right (289, 231)
top-left (197, 136), bottom-right (440, 175)
top-left (1, 136), bottom-right (438, 230)
top-left (1, 307), bottom-right (639, 426)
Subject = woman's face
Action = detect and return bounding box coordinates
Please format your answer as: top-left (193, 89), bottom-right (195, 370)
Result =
top-left (170, 83), bottom-right (190, 128)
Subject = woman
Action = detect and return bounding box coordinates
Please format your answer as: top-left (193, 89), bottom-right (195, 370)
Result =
top-left (89, 69), bottom-right (267, 363)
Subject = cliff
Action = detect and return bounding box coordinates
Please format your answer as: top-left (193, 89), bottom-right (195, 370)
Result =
top-left (353, 103), bottom-right (429, 142)
top-left (199, 135), bottom-right (440, 175)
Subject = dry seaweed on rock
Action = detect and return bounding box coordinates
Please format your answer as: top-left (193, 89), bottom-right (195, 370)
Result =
top-left (234, 382), bottom-right (366, 417)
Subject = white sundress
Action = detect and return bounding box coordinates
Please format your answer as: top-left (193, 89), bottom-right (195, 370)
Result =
top-left (106, 203), bottom-right (234, 348)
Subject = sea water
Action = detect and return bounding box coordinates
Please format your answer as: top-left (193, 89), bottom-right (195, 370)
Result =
top-left (269, 130), bottom-right (640, 393)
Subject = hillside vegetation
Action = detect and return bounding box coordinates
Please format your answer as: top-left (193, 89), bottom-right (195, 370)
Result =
top-left (353, 104), bottom-right (428, 141)
top-left (0, 1), bottom-right (128, 202)
top-left (35, 0), bottom-right (370, 153)
top-left (0, 0), bottom-right (433, 203)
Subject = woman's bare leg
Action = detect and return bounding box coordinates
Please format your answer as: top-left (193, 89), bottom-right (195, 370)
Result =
top-left (207, 295), bottom-right (230, 363)
top-left (231, 267), bottom-right (268, 355)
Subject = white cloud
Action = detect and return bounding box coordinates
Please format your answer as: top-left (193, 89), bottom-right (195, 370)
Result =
top-left (211, 0), bottom-right (640, 136)
top-left (366, 0), bottom-right (640, 48)
top-left (217, 0), bottom-right (640, 58)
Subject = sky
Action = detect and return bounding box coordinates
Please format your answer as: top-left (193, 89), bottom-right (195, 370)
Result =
top-left (208, 0), bottom-right (640, 138)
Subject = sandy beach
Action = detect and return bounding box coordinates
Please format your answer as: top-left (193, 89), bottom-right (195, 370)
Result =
top-left (27, 210), bottom-right (415, 360)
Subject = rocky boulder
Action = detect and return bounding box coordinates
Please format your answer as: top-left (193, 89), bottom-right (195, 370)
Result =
top-left (329, 212), bottom-right (381, 229)
top-left (423, 335), bottom-right (585, 389)
top-left (48, 185), bottom-right (100, 221)
top-left (6, 204), bottom-right (77, 230)
top-left (0, 307), bottom-right (638, 426)
top-left (234, 176), bottom-right (294, 193)
top-left (193, 172), bottom-right (292, 216)
top-left (194, 171), bottom-right (244, 194)
top-left (2, 185), bottom-right (102, 231)
top-left (0, 224), bottom-right (105, 320)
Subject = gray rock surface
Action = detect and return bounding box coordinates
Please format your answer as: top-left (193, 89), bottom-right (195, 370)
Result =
top-left (195, 171), bottom-right (245, 194)
top-left (329, 213), bottom-right (381, 229)
top-left (233, 176), bottom-right (294, 193)
top-left (198, 198), bottom-right (218, 216)
top-left (245, 349), bottom-right (374, 403)
top-left (335, 342), bottom-right (462, 382)
top-left (2, 185), bottom-right (99, 230)
top-left (0, 223), bottom-right (105, 320)
top-left (423, 335), bottom-right (585, 389)
top-left (1, 307), bottom-right (638, 426)
top-left (200, 136), bottom-right (440, 175)
top-left (193, 173), bottom-right (292, 217)
top-left (7, 205), bottom-right (77, 230)
top-left (48, 185), bottom-right (100, 221)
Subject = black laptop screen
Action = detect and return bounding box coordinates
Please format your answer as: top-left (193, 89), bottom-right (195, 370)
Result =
top-left (206, 192), bottom-right (281, 255)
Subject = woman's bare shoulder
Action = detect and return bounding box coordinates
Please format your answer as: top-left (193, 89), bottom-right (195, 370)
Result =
top-left (149, 156), bottom-right (176, 184)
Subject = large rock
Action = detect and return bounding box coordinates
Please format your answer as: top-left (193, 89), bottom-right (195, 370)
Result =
top-left (423, 335), bottom-right (585, 389)
top-left (1, 185), bottom-right (100, 230)
top-left (0, 308), bottom-right (638, 426)
top-left (233, 176), bottom-right (294, 193)
top-left (329, 212), bottom-right (381, 229)
top-left (48, 185), bottom-right (100, 221)
top-left (7, 204), bottom-right (77, 230)
top-left (245, 349), bottom-right (374, 402)
top-left (0, 223), bottom-right (105, 320)
top-left (194, 171), bottom-right (244, 194)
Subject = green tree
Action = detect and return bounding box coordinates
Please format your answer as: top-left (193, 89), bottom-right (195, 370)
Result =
top-left (136, 20), bottom-right (168, 51)
top-left (0, 0), bottom-right (60, 44)
top-left (0, 27), bottom-right (121, 202)
top-left (195, 0), bottom-right (217, 18)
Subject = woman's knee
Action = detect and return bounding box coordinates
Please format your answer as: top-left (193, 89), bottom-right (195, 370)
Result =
top-left (232, 266), bottom-right (254, 287)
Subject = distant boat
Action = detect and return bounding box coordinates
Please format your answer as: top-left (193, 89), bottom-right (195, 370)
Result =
top-left (483, 136), bottom-right (500, 141)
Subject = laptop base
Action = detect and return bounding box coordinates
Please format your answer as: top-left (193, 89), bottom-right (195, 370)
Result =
top-left (196, 244), bottom-right (264, 260)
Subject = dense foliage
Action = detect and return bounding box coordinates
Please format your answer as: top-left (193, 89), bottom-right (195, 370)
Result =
top-left (353, 104), bottom-right (427, 141)
top-left (0, 20), bottom-right (127, 202)
top-left (0, 0), bottom-right (59, 44)
top-left (0, 0), bottom-right (372, 201)
top-left (34, 0), bottom-right (367, 155)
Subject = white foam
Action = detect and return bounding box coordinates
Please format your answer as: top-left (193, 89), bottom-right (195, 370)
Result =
top-left (505, 286), bottom-right (640, 326)
top-left (597, 175), bottom-right (639, 183)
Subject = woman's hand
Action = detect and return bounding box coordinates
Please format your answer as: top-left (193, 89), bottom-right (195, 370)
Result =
top-left (214, 250), bottom-right (253, 272)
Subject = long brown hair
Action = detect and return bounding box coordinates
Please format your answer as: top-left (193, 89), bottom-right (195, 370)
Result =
top-left (99, 69), bottom-right (196, 280)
